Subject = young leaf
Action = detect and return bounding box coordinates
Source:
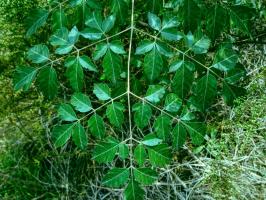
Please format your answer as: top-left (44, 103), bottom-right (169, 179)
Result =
top-left (124, 179), bottom-right (145, 200)
top-left (172, 123), bottom-right (186, 149)
top-left (164, 93), bottom-right (182, 113)
top-left (148, 144), bottom-right (171, 167)
top-left (144, 48), bottom-right (163, 82)
top-left (26, 9), bottom-right (49, 37)
top-left (106, 102), bottom-right (125, 127)
top-left (93, 83), bottom-right (111, 101)
top-left (27, 44), bottom-right (50, 64)
top-left (153, 115), bottom-right (171, 140)
top-left (134, 144), bottom-right (147, 166)
top-left (58, 103), bottom-right (78, 122)
top-left (13, 66), bottom-right (37, 91)
top-left (88, 114), bottom-right (105, 139)
top-left (133, 103), bottom-right (152, 129)
top-left (70, 93), bottom-right (92, 113)
top-left (102, 168), bottom-right (129, 188)
top-left (52, 124), bottom-right (75, 148)
top-left (145, 85), bottom-right (165, 103)
top-left (72, 123), bottom-right (88, 149)
top-left (37, 66), bottom-right (58, 99)
top-left (148, 12), bottom-right (161, 31)
top-left (134, 168), bottom-right (158, 185)
top-left (92, 137), bottom-right (119, 163)
top-left (103, 50), bottom-right (122, 84)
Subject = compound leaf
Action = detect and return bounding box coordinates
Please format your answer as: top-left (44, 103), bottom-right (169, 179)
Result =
top-left (145, 85), bottom-right (165, 103)
top-left (133, 103), bottom-right (152, 129)
top-left (52, 124), bottom-right (75, 148)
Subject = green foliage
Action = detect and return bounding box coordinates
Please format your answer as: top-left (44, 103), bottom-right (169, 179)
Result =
top-left (11, 0), bottom-right (262, 199)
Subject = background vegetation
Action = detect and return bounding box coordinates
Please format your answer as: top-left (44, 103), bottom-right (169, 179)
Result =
top-left (0, 0), bottom-right (265, 199)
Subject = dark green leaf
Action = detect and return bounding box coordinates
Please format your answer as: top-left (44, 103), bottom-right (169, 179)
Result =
top-left (70, 93), bottom-right (92, 113)
top-left (65, 61), bottom-right (84, 91)
top-left (144, 48), bottom-right (163, 82)
top-left (78, 55), bottom-right (98, 72)
top-left (134, 144), bottom-right (147, 166)
top-left (52, 124), bottom-right (74, 148)
top-left (103, 50), bottom-right (121, 83)
top-left (88, 114), bottom-right (105, 139)
top-left (109, 40), bottom-right (126, 54)
top-left (13, 66), bottom-right (37, 91)
top-left (185, 122), bottom-right (206, 145)
top-left (52, 9), bottom-right (67, 31)
top-left (182, 0), bottom-right (201, 33)
top-left (172, 123), bottom-right (186, 149)
top-left (119, 143), bottom-right (129, 159)
top-left (102, 15), bottom-right (116, 33)
top-left (93, 43), bottom-right (108, 60)
top-left (58, 103), bottom-right (78, 122)
top-left (134, 168), bottom-right (158, 185)
top-left (124, 179), bottom-right (145, 200)
top-left (110, 0), bottom-right (129, 24)
top-left (27, 44), bottom-right (50, 63)
top-left (222, 81), bottom-right (246, 106)
top-left (106, 102), bottom-right (125, 127)
top-left (72, 123), bottom-right (88, 149)
top-left (135, 40), bottom-right (155, 55)
top-left (145, 85), bottom-right (165, 103)
top-left (133, 103), bottom-right (152, 129)
top-left (102, 168), bottom-right (129, 188)
top-left (148, 144), bottom-right (171, 167)
top-left (154, 115), bottom-right (171, 140)
top-left (164, 93), bottom-right (182, 113)
top-left (93, 83), bottom-right (111, 101)
top-left (26, 9), bottom-right (49, 37)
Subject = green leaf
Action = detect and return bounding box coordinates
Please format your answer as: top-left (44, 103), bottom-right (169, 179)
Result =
top-left (172, 62), bottom-right (194, 99)
top-left (92, 137), bottom-right (119, 163)
top-left (182, 0), bottom-right (201, 33)
top-left (72, 123), bottom-right (88, 149)
top-left (50, 27), bottom-right (69, 46)
top-left (55, 44), bottom-right (74, 55)
top-left (93, 83), bottom-right (111, 101)
top-left (13, 66), bottom-right (37, 91)
top-left (26, 9), bottom-right (49, 37)
top-left (135, 40), bottom-right (155, 55)
top-left (206, 5), bottom-right (228, 40)
top-left (27, 44), bottom-right (50, 64)
top-left (80, 27), bottom-right (103, 40)
top-left (224, 64), bottom-right (246, 84)
top-left (148, 12), bottom-right (161, 31)
top-left (85, 12), bottom-right (103, 31)
top-left (37, 66), bottom-right (58, 99)
top-left (78, 55), bottom-right (98, 72)
top-left (154, 115), bottom-right (171, 140)
top-left (190, 73), bottom-right (217, 112)
top-left (58, 103), bottom-right (78, 122)
top-left (68, 26), bottom-right (79, 44)
top-left (148, 144), bottom-right (171, 167)
top-left (161, 16), bottom-right (180, 30)
top-left (119, 143), bottom-right (129, 160)
top-left (134, 168), bottom-right (158, 185)
top-left (222, 81), bottom-right (246, 106)
top-left (110, 0), bottom-right (128, 24)
top-left (142, 133), bottom-right (162, 146)
top-left (102, 15), bottom-right (116, 33)
top-left (169, 60), bottom-right (183, 73)
top-left (103, 50), bottom-right (122, 83)
top-left (212, 44), bottom-right (238, 72)
top-left (155, 41), bottom-right (172, 57)
top-left (133, 103), bottom-right (152, 129)
top-left (164, 93), bottom-right (182, 113)
top-left (124, 179), bottom-right (145, 200)
top-left (106, 102), bottom-right (125, 127)
top-left (102, 168), bottom-right (129, 188)
top-left (144, 48), bottom-right (163, 82)
top-left (161, 28), bottom-right (183, 41)
top-left (88, 114), bottom-right (105, 139)
top-left (147, 0), bottom-right (162, 14)
top-left (134, 144), bottom-right (147, 166)
top-left (145, 85), bottom-right (165, 103)
top-left (185, 122), bottom-right (206, 145)
top-left (65, 61), bottom-right (84, 91)
top-left (109, 40), bottom-right (126, 54)
top-left (70, 93), bottom-right (92, 113)
top-left (191, 36), bottom-right (211, 54)
top-left (172, 123), bottom-right (186, 149)
top-left (52, 124), bottom-right (74, 148)
top-left (93, 43), bottom-right (108, 60)
top-left (52, 9), bottom-right (67, 31)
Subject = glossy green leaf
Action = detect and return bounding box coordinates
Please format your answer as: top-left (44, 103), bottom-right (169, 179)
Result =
top-left (154, 115), bottom-right (171, 140)
top-left (65, 61), bottom-right (84, 91)
top-left (135, 40), bottom-right (155, 55)
top-left (68, 26), bottom-right (79, 44)
top-left (133, 103), bottom-right (152, 129)
top-left (52, 124), bottom-right (74, 148)
top-left (102, 15), bottom-right (116, 33)
top-left (124, 179), bottom-right (145, 200)
top-left (70, 93), bottom-right (92, 113)
top-left (148, 12), bottom-right (161, 31)
top-left (161, 28), bottom-right (183, 41)
top-left (109, 40), bottom-right (126, 54)
top-left (148, 144), bottom-right (171, 167)
top-left (144, 48), bottom-right (163, 82)
top-left (106, 102), bottom-right (125, 127)
top-left (58, 103), bottom-right (78, 122)
top-left (102, 168), bottom-right (129, 188)
top-left (134, 168), bottom-right (158, 185)
top-left (172, 123), bottom-right (186, 149)
top-left (191, 36), bottom-right (211, 54)
top-left (80, 27), bottom-right (103, 40)
top-left (13, 66), bottom-right (37, 91)
top-left (26, 9), bottom-right (49, 37)
top-left (85, 12), bottom-right (103, 31)
top-left (142, 133), bottom-right (162, 146)
top-left (72, 123), bottom-right (88, 149)
top-left (50, 27), bottom-right (69, 46)
top-left (93, 43), bottom-right (108, 60)
top-left (145, 85), bottom-right (165, 103)
top-left (164, 93), bottom-right (182, 113)
top-left (93, 83), bottom-right (111, 101)
top-left (78, 55), bottom-right (98, 72)
top-left (134, 144), bottom-right (147, 166)
top-left (88, 114), bottom-right (105, 139)
top-left (27, 44), bottom-right (50, 64)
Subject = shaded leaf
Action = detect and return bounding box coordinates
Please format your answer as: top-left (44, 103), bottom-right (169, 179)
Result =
top-left (124, 179), bottom-right (145, 200)
top-left (88, 114), bottom-right (105, 139)
top-left (133, 103), bottom-right (152, 129)
top-left (13, 66), bottom-right (37, 91)
top-left (172, 123), bottom-right (186, 149)
top-left (102, 168), bottom-right (129, 188)
top-left (72, 123), bottom-right (88, 149)
top-left (26, 9), bottom-right (49, 37)
top-left (154, 115), bottom-right (171, 140)
top-left (52, 124), bottom-right (74, 148)
top-left (148, 144), bottom-right (171, 167)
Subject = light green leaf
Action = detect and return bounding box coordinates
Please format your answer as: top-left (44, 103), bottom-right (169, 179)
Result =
top-left (26, 9), bottom-right (49, 37)
top-left (13, 66), bottom-right (37, 91)
top-left (134, 144), bottom-right (147, 166)
top-left (191, 36), bottom-right (211, 54)
top-left (78, 55), bottom-right (98, 72)
top-left (52, 124), bottom-right (74, 148)
top-left (50, 27), bottom-right (69, 46)
top-left (148, 144), bottom-right (171, 167)
top-left (103, 49), bottom-right (122, 83)
top-left (102, 15), bottom-right (116, 33)
top-left (135, 40), bottom-right (155, 55)
top-left (58, 103), bottom-right (78, 122)
top-left (161, 28), bottom-right (183, 41)
top-left (155, 41), bottom-right (172, 57)
top-left (88, 114), bottom-right (105, 139)
top-left (185, 122), bottom-right (206, 145)
top-left (72, 123), bottom-right (88, 149)
top-left (93, 43), bottom-right (108, 60)
top-left (27, 44), bottom-right (50, 63)
top-left (148, 12), bottom-right (161, 31)
top-left (93, 83), bottom-right (111, 101)
top-left (65, 61), bottom-right (84, 91)
top-left (134, 168), bottom-right (158, 185)
top-left (154, 115), bottom-right (171, 140)
top-left (144, 48), bottom-right (163, 82)
top-left (70, 93), bottom-right (92, 113)
top-left (161, 15), bottom-right (179, 29)
top-left (106, 102), bottom-right (125, 127)
top-left (172, 123), bottom-right (186, 149)
top-left (37, 66), bottom-right (58, 99)
top-left (133, 103), bottom-right (152, 129)
top-left (169, 60), bottom-right (183, 73)
top-left (164, 93), bottom-right (182, 113)
top-left (102, 168), bottom-right (129, 188)
top-left (109, 40), bottom-right (126, 54)
top-left (92, 137), bottom-right (119, 163)
top-left (80, 27), bottom-right (103, 40)
top-left (145, 85), bottom-right (165, 103)
top-left (55, 44), bottom-right (74, 55)
top-left (68, 26), bottom-right (79, 44)
top-left (142, 133), bottom-right (162, 146)
top-left (124, 179), bottom-right (145, 200)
